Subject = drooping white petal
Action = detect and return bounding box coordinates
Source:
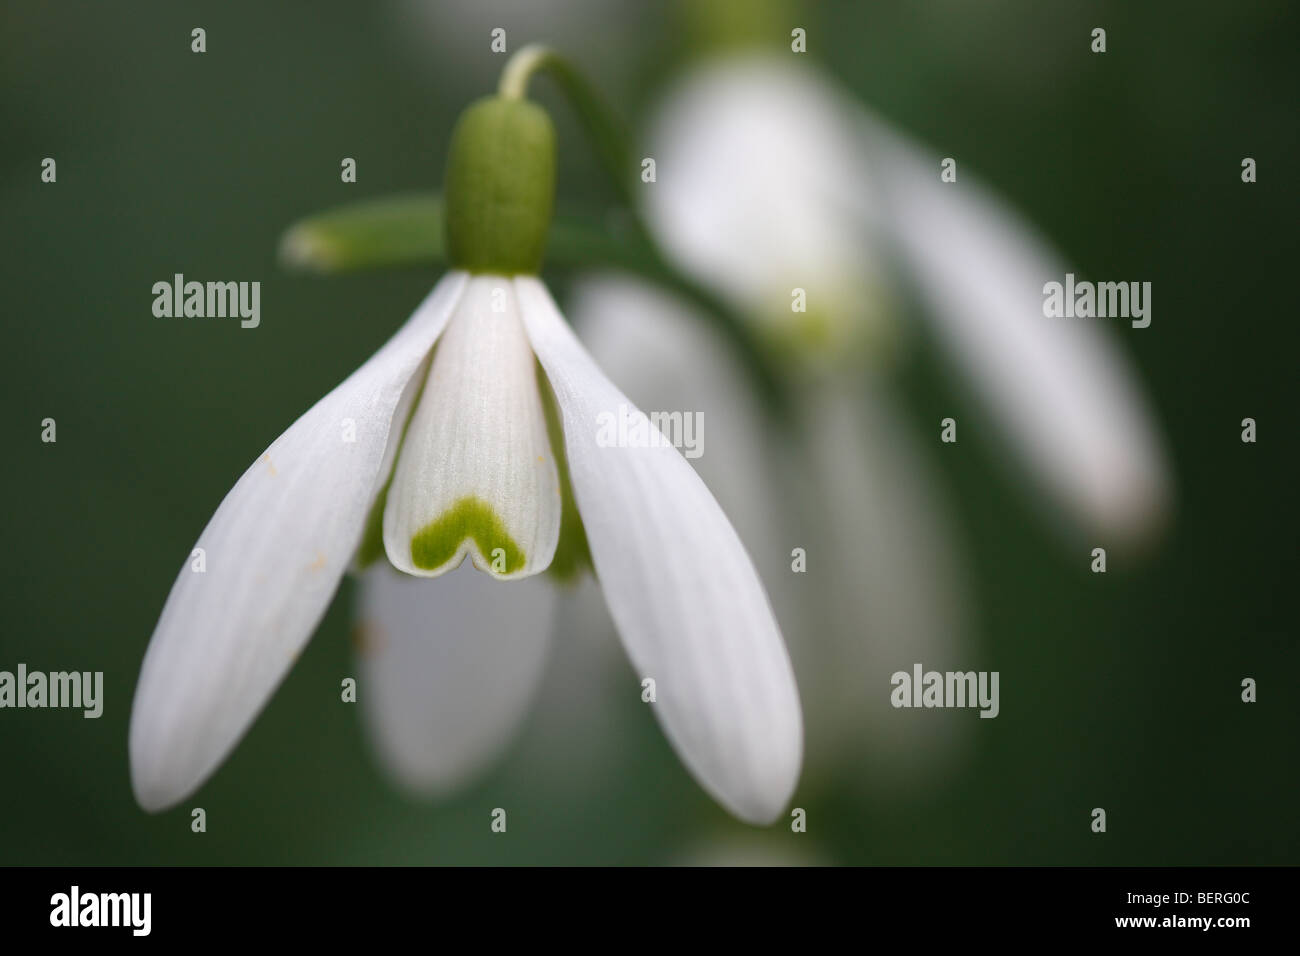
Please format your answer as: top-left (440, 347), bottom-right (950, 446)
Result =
top-left (355, 560), bottom-right (555, 797)
top-left (130, 271), bottom-right (469, 812)
top-left (516, 276), bottom-right (802, 825)
top-left (539, 277), bottom-right (795, 802)
top-left (383, 275), bottom-right (561, 579)
top-left (855, 109), bottom-right (1172, 544)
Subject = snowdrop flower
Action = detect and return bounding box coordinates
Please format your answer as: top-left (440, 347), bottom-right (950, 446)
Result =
top-left (130, 89), bottom-right (802, 825)
top-left (645, 53), bottom-right (1171, 545)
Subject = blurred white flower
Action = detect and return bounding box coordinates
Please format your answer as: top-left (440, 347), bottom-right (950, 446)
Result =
top-left (645, 54), bottom-right (1172, 545)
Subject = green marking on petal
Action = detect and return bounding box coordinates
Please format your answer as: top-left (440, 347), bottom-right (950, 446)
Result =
top-left (410, 496), bottom-right (526, 574)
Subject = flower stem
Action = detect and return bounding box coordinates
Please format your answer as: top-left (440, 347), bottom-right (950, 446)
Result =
top-left (498, 44), bottom-right (554, 101)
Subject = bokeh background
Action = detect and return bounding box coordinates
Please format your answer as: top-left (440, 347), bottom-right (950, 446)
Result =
top-left (1, 0), bottom-right (1295, 864)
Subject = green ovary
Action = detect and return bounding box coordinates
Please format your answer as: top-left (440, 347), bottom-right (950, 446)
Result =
top-left (410, 496), bottom-right (526, 574)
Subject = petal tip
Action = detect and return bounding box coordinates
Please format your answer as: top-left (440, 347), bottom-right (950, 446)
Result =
top-left (128, 741), bottom-right (191, 814)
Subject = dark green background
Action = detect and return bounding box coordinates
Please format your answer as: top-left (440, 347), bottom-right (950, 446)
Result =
top-left (1, 0), bottom-right (1295, 864)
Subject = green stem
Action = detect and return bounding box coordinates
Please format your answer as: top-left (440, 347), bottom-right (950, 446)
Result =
top-left (498, 44), bottom-right (552, 100)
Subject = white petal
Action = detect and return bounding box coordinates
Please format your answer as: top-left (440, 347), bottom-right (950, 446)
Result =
top-left (383, 275), bottom-right (561, 579)
top-left (356, 561), bottom-right (555, 796)
top-left (516, 276), bottom-right (802, 825)
top-left (129, 272), bottom-right (468, 812)
top-left (858, 112), bottom-right (1172, 543)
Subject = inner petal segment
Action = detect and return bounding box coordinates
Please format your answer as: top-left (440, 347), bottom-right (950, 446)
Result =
top-left (382, 276), bottom-right (561, 579)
